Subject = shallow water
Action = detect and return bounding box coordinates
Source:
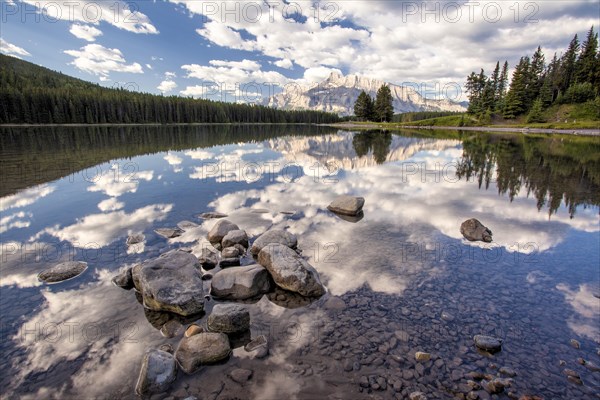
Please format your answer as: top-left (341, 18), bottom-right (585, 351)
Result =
top-left (0, 125), bottom-right (599, 400)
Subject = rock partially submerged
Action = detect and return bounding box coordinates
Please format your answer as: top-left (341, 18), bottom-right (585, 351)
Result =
top-left (211, 264), bottom-right (272, 300)
top-left (198, 212), bottom-right (228, 219)
top-left (155, 227), bottom-right (184, 239)
top-left (207, 220), bottom-right (240, 245)
top-left (135, 349), bottom-right (177, 395)
top-left (199, 245), bottom-right (220, 270)
top-left (177, 220), bottom-right (199, 231)
top-left (207, 304), bottom-right (250, 333)
top-left (473, 334), bottom-right (503, 353)
top-left (132, 250), bottom-right (204, 316)
top-left (258, 244), bottom-right (325, 297)
top-left (327, 195), bottom-right (365, 216)
top-left (460, 218), bottom-right (493, 242)
top-left (38, 261), bottom-right (87, 283)
top-left (250, 229), bottom-right (298, 256)
top-left (112, 266), bottom-right (134, 290)
top-left (175, 332), bottom-right (231, 374)
top-left (244, 335), bottom-right (269, 359)
top-left (126, 234), bottom-right (145, 245)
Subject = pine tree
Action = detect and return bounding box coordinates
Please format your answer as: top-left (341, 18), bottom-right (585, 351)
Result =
top-left (466, 70), bottom-right (487, 114)
top-left (495, 61), bottom-right (509, 112)
top-left (503, 57), bottom-right (531, 118)
top-left (576, 26), bottom-right (599, 88)
top-left (374, 85), bottom-right (394, 122)
top-left (354, 91), bottom-right (373, 121)
top-left (526, 98), bottom-right (545, 123)
top-left (559, 34), bottom-right (580, 93)
top-left (529, 46), bottom-right (546, 102)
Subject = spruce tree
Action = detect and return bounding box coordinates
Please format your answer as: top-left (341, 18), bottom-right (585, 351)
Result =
top-left (576, 26), bottom-right (599, 88)
top-left (495, 61), bottom-right (509, 112)
top-left (559, 34), bottom-right (580, 93)
top-left (503, 57), bottom-right (531, 118)
top-left (526, 98), bottom-right (545, 123)
top-left (354, 91), bottom-right (371, 121)
top-left (374, 85), bottom-right (394, 122)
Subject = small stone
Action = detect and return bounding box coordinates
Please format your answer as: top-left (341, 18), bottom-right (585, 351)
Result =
top-left (135, 349), bottom-right (177, 395)
top-left (460, 218), bottom-right (492, 242)
top-left (184, 324), bottom-right (203, 338)
top-left (207, 304), bottom-right (250, 333)
top-left (155, 228), bottom-right (184, 239)
top-left (394, 330), bottom-right (409, 342)
top-left (112, 267), bottom-right (134, 290)
top-left (199, 245), bottom-right (220, 270)
top-left (159, 344), bottom-right (173, 354)
top-left (222, 247), bottom-right (240, 258)
top-left (409, 391), bottom-right (427, 400)
top-left (198, 212), bottom-right (228, 219)
top-left (127, 234), bottom-right (145, 245)
top-left (207, 220), bottom-right (240, 244)
top-left (222, 230), bottom-right (249, 249)
top-left (229, 368), bottom-right (253, 383)
top-left (177, 220), bottom-right (199, 231)
top-left (175, 332), bottom-right (231, 374)
top-left (576, 357), bottom-right (585, 365)
top-left (160, 320), bottom-right (183, 338)
top-left (327, 195), bottom-right (365, 216)
top-left (415, 351), bottom-right (431, 362)
top-left (244, 335), bottom-right (268, 359)
top-left (38, 261), bottom-right (87, 283)
top-left (324, 296), bottom-right (346, 311)
top-left (499, 367), bottom-right (517, 377)
top-left (570, 339), bottom-right (580, 349)
top-left (562, 369), bottom-right (580, 378)
top-left (584, 361), bottom-right (600, 372)
top-left (567, 375), bottom-right (583, 385)
top-left (473, 335), bottom-right (503, 353)
top-left (441, 311), bottom-right (455, 321)
top-left (343, 360), bottom-right (353, 372)
top-left (359, 376), bottom-right (369, 388)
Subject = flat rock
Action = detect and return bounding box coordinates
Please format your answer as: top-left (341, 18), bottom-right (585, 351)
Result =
top-left (460, 218), bottom-right (493, 242)
top-left (244, 335), bottom-right (269, 359)
top-left (222, 230), bottom-right (249, 249)
top-left (229, 368), bottom-right (253, 383)
top-left (199, 245), bottom-right (220, 270)
top-left (415, 351), bottom-right (431, 362)
top-left (327, 195), bottom-right (365, 216)
top-left (258, 244), bottom-right (325, 297)
top-left (177, 220), bottom-right (199, 231)
top-left (132, 250), bottom-right (204, 316)
top-left (474, 335), bottom-right (503, 353)
top-left (198, 212), bottom-right (228, 219)
top-left (207, 219), bottom-right (239, 244)
top-left (112, 266), bottom-right (134, 290)
top-left (175, 332), bottom-right (231, 374)
top-left (155, 228), bottom-right (184, 239)
top-left (207, 304), bottom-right (250, 333)
top-left (127, 234), bottom-right (145, 245)
top-left (211, 264), bottom-right (272, 300)
top-left (38, 261), bottom-right (87, 283)
top-left (250, 229), bottom-right (298, 256)
top-left (135, 349), bottom-right (177, 395)
top-left (185, 324), bottom-right (203, 338)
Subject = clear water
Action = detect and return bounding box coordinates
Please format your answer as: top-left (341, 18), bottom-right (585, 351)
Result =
top-left (0, 126), bottom-right (599, 400)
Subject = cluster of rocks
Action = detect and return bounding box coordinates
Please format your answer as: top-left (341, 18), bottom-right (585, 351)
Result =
top-left (113, 215), bottom-right (328, 396)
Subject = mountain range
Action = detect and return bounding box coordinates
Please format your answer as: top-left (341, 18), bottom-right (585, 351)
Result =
top-left (266, 72), bottom-right (467, 116)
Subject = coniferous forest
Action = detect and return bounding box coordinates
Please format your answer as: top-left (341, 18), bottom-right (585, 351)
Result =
top-left (0, 54), bottom-right (340, 124)
top-left (465, 26), bottom-right (600, 123)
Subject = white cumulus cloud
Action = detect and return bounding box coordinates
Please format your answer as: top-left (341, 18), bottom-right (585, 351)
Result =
top-left (64, 44), bottom-right (143, 78)
top-left (0, 38), bottom-right (31, 58)
top-left (69, 24), bottom-right (103, 41)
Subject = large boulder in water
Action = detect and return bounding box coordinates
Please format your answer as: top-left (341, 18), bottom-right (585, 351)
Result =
top-left (211, 264), bottom-right (271, 300)
top-left (175, 332), bottom-right (231, 374)
top-left (132, 250), bottom-right (204, 316)
top-left (250, 229), bottom-right (298, 257)
top-left (38, 261), bottom-right (87, 283)
top-left (257, 244), bottom-right (325, 297)
top-left (327, 195), bottom-right (365, 216)
top-left (135, 349), bottom-right (177, 395)
top-left (207, 219), bottom-right (240, 245)
top-left (460, 218), bottom-right (493, 242)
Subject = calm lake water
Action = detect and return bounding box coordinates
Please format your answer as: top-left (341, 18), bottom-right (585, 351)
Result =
top-left (0, 125), bottom-right (599, 400)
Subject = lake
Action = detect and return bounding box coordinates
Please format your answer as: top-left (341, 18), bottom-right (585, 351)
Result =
top-left (0, 125), bottom-right (599, 400)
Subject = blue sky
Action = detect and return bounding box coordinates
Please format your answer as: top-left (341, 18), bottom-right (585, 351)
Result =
top-left (1, 0), bottom-right (598, 102)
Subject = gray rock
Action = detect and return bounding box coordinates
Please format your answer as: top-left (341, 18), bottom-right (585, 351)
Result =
top-left (175, 332), bottom-right (231, 374)
top-left (570, 339), bottom-right (580, 349)
top-left (135, 349), bottom-right (177, 395)
top-left (250, 229), bottom-right (298, 256)
top-left (229, 368), bottom-right (253, 383)
top-left (112, 266), bottom-right (134, 290)
top-left (155, 227), bottom-right (184, 239)
top-left (244, 335), bottom-right (269, 358)
top-left (324, 296), bottom-right (346, 310)
top-left (222, 230), bottom-right (249, 249)
top-left (160, 320), bottom-right (183, 338)
top-left (222, 246), bottom-right (240, 259)
top-left (198, 212), bottom-right (228, 219)
top-left (258, 244), bottom-right (325, 297)
top-left (473, 335), bottom-right (503, 353)
top-left (207, 304), bottom-right (250, 333)
top-left (177, 220), bottom-right (199, 231)
top-left (207, 219), bottom-right (239, 244)
top-left (409, 391), bottom-right (427, 400)
top-left (199, 245), bottom-right (220, 269)
top-left (159, 344), bottom-right (173, 354)
top-left (127, 234), bottom-right (145, 245)
top-left (327, 195), bottom-right (365, 216)
top-left (220, 257), bottom-right (241, 267)
top-left (499, 367), bottom-right (517, 377)
top-left (132, 250), bottom-right (204, 316)
top-left (38, 261), bottom-right (87, 283)
top-left (211, 265), bottom-right (272, 300)
top-left (460, 218), bottom-right (493, 242)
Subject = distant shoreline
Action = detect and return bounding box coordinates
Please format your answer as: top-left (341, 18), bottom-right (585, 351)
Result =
top-left (325, 123), bottom-right (600, 137)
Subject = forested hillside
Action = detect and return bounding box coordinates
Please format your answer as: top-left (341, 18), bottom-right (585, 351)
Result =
top-left (465, 26), bottom-right (599, 124)
top-left (0, 55), bottom-right (340, 124)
